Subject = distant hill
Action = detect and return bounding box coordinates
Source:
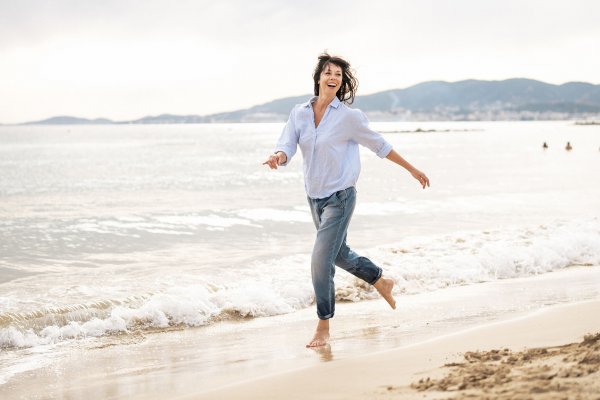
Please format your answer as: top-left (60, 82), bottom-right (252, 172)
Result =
top-left (351, 78), bottom-right (600, 120)
top-left (24, 116), bottom-right (115, 125)
top-left (127, 114), bottom-right (207, 124)
top-left (19, 78), bottom-right (600, 124)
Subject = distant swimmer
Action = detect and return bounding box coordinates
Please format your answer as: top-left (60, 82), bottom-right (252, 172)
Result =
top-left (542, 142), bottom-right (548, 149)
top-left (565, 142), bottom-right (572, 151)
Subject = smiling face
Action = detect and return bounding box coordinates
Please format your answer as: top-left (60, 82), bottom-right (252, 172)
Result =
top-left (318, 63), bottom-right (343, 96)
top-left (312, 53), bottom-right (358, 104)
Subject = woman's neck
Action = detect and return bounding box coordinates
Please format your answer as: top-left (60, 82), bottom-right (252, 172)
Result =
top-left (314, 94), bottom-right (336, 110)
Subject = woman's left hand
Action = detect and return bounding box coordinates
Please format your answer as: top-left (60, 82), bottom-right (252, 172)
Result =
top-left (411, 169), bottom-right (430, 189)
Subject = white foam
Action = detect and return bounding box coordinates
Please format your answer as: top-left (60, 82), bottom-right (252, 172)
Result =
top-left (356, 193), bottom-right (578, 216)
top-left (0, 350), bottom-right (55, 385)
top-left (154, 215), bottom-right (255, 228)
top-left (237, 208), bottom-right (311, 223)
top-left (355, 201), bottom-right (414, 215)
top-left (0, 273), bottom-right (314, 350)
top-left (70, 215), bottom-right (259, 236)
top-left (144, 228), bottom-right (193, 235)
top-left (368, 219), bottom-right (600, 295)
top-left (2, 219), bottom-right (599, 351)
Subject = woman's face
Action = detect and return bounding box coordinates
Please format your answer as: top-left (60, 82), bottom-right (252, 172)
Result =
top-left (318, 63), bottom-right (342, 96)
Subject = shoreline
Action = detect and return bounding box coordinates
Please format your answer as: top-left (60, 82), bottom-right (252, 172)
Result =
top-left (189, 300), bottom-right (600, 400)
top-left (1, 267), bottom-right (599, 399)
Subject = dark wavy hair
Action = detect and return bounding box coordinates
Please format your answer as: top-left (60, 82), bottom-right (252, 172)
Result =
top-left (312, 52), bottom-right (358, 104)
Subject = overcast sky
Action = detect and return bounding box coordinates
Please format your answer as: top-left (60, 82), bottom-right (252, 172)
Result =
top-left (1, 0), bottom-right (599, 123)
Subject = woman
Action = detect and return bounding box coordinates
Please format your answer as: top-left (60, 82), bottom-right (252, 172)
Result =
top-left (263, 53), bottom-right (430, 348)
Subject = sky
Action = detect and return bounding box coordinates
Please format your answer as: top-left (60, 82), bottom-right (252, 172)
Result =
top-left (1, 0), bottom-right (599, 124)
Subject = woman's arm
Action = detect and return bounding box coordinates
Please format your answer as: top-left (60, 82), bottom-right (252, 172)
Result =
top-left (263, 107), bottom-right (298, 169)
top-left (348, 110), bottom-right (429, 188)
top-left (386, 149), bottom-right (430, 189)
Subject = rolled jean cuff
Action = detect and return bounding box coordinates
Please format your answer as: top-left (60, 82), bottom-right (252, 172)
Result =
top-left (318, 312), bottom-right (334, 320)
top-left (369, 268), bottom-right (383, 285)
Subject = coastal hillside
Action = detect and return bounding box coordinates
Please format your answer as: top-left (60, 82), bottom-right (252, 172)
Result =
top-left (23, 78), bottom-right (600, 124)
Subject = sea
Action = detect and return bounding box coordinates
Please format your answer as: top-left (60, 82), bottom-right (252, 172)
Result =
top-left (1, 120), bottom-right (600, 391)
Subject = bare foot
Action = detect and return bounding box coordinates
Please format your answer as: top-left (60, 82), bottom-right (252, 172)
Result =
top-left (306, 330), bottom-right (330, 347)
top-left (306, 319), bottom-right (330, 348)
top-left (374, 277), bottom-right (396, 309)
top-left (311, 344), bottom-right (333, 362)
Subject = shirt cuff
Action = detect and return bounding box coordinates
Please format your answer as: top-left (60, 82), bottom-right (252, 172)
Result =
top-left (274, 148), bottom-right (291, 166)
top-left (376, 142), bottom-right (393, 158)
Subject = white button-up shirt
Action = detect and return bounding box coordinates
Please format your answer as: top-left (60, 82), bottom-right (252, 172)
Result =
top-left (275, 96), bottom-right (393, 199)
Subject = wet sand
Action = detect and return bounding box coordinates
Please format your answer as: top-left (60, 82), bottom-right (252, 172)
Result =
top-left (192, 300), bottom-right (600, 400)
top-left (1, 268), bottom-right (599, 399)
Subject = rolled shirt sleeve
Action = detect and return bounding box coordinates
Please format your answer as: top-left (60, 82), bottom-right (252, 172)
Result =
top-left (274, 107), bottom-right (299, 166)
top-left (349, 110), bottom-right (393, 158)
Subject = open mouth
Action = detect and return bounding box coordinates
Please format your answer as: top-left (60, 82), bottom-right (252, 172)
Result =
top-left (327, 83), bottom-right (336, 88)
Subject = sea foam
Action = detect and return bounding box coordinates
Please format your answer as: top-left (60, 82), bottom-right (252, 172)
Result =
top-left (1, 218), bottom-right (599, 350)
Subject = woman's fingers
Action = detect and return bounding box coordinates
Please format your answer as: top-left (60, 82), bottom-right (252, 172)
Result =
top-left (262, 155), bottom-right (279, 169)
top-left (414, 171), bottom-right (430, 189)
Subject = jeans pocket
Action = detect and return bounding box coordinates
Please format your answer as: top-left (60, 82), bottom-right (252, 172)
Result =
top-left (335, 189), bottom-right (348, 206)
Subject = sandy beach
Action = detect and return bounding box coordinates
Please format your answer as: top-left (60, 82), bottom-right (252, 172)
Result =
top-left (193, 300), bottom-right (600, 400)
top-left (1, 267), bottom-right (599, 400)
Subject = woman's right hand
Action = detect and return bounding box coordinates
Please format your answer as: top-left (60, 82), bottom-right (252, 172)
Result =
top-left (262, 152), bottom-right (287, 169)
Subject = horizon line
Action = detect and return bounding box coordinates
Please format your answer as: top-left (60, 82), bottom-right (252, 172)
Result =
top-left (2, 77), bottom-right (599, 125)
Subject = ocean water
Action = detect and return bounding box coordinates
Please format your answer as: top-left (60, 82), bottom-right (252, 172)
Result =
top-left (1, 120), bottom-right (600, 385)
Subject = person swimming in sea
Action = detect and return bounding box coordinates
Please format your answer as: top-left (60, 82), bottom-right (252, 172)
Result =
top-left (565, 142), bottom-right (572, 151)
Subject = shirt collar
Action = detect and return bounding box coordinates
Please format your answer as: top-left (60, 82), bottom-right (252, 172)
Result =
top-left (303, 96), bottom-right (342, 109)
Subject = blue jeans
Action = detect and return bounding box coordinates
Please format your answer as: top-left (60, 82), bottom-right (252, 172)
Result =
top-left (308, 187), bottom-right (382, 320)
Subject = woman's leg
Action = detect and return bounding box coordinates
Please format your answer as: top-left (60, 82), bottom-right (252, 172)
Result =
top-left (306, 187), bottom-right (395, 347)
top-left (306, 188), bottom-right (355, 346)
top-left (309, 188), bottom-right (355, 320)
top-left (335, 237), bottom-right (381, 284)
top-left (335, 238), bottom-right (396, 309)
